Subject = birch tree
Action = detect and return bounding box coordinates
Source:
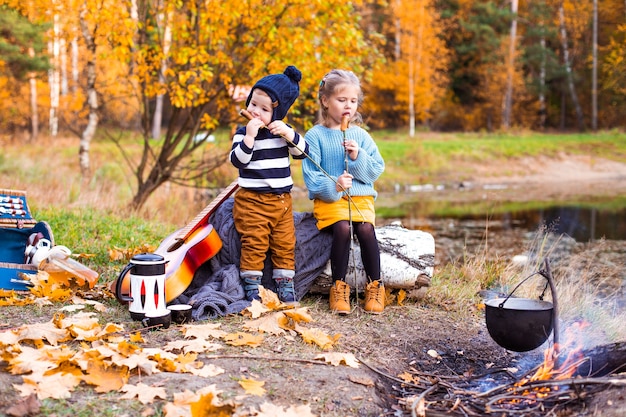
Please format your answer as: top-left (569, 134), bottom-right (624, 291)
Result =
top-left (502, 0), bottom-right (518, 130)
top-left (592, 0), bottom-right (597, 131)
top-left (558, 1), bottom-right (585, 131)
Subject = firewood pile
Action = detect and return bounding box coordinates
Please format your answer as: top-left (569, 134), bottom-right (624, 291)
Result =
top-left (365, 343), bottom-right (626, 416)
top-left (392, 373), bottom-right (626, 416)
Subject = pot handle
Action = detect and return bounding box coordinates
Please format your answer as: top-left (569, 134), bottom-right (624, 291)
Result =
top-left (115, 263), bottom-right (135, 303)
top-left (498, 271), bottom-right (541, 308)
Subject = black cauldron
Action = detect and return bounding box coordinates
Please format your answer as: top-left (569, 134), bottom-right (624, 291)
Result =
top-left (485, 297), bottom-right (554, 352)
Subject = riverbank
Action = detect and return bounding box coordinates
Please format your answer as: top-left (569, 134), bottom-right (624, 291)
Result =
top-left (2, 139), bottom-right (626, 416)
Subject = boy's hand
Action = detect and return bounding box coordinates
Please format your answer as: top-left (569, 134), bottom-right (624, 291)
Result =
top-left (268, 120), bottom-right (295, 142)
top-left (246, 118), bottom-right (265, 139)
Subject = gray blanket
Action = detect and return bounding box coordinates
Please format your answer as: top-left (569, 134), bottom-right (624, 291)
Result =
top-left (173, 198), bottom-right (333, 320)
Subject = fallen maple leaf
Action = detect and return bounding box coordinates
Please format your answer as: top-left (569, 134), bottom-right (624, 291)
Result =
top-left (181, 323), bottom-right (227, 340)
top-left (120, 383), bottom-right (167, 404)
top-left (243, 313), bottom-right (286, 335)
top-left (71, 295), bottom-right (107, 312)
top-left (238, 377), bottom-right (266, 396)
top-left (295, 324), bottom-right (340, 350)
top-left (14, 371), bottom-right (81, 399)
top-left (162, 386), bottom-right (231, 417)
top-left (81, 360), bottom-right (128, 392)
top-left (398, 371), bottom-right (419, 384)
top-left (187, 363), bottom-right (225, 378)
top-left (282, 307), bottom-right (313, 323)
top-left (129, 331), bottom-right (144, 343)
top-left (242, 299), bottom-right (271, 318)
top-left (314, 352), bottom-right (360, 368)
top-left (164, 338), bottom-right (223, 354)
top-left (223, 332), bottom-right (264, 347)
top-left (190, 391), bottom-right (235, 416)
top-left (255, 401), bottom-right (317, 417)
top-left (397, 289), bottom-right (407, 306)
top-left (10, 321), bottom-right (69, 346)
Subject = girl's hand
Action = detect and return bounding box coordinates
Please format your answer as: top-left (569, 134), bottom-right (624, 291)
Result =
top-left (336, 171), bottom-right (353, 192)
top-left (268, 120), bottom-right (295, 142)
top-left (343, 140), bottom-right (359, 160)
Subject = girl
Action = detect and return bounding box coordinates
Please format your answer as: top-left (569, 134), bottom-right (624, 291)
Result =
top-left (302, 69), bottom-right (385, 314)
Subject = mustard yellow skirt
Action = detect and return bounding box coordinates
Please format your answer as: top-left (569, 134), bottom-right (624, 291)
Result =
top-left (313, 195), bottom-right (376, 230)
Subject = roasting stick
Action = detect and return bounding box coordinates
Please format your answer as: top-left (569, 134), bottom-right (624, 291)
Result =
top-left (341, 114), bottom-right (359, 295)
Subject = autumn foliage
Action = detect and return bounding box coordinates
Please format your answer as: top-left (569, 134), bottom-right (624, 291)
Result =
top-left (1, 279), bottom-right (358, 415)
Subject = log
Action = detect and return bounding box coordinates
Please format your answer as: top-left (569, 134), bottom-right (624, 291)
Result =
top-left (309, 223), bottom-right (435, 296)
top-left (574, 342), bottom-right (626, 377)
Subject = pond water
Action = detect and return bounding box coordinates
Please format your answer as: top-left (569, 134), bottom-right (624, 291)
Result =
top-left (396, 204), bottom-right (626, 243)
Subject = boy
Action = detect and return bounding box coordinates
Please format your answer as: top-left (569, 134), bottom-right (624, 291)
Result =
top-left (229, 65), bottom-right (308, 304)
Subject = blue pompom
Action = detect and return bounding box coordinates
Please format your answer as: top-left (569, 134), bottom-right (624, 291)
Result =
top-left (284, 65), bottom-right (302, 83)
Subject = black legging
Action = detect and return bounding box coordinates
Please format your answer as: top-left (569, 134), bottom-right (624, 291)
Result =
top-left (326, 220), bottom-right (380, 282)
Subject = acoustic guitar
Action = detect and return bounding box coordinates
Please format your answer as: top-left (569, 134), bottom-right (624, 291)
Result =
top-left (114, 181), bottom-right (239, 303)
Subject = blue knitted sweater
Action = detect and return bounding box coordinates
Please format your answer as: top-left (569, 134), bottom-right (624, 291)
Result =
top-left (302, 125), bottom-right (384, 202)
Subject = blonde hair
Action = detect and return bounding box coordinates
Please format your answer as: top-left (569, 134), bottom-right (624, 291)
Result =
top-left (317, 69), bottom-right (364, 126)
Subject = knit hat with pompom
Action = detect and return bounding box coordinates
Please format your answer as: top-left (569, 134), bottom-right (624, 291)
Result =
top-left (246, 65), bottom-right (302, 121)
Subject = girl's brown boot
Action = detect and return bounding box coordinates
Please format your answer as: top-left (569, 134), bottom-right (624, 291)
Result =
top-left (329, 280), bottom-right (351, 315)
top-left (364, 281), bottom-right (385, 314)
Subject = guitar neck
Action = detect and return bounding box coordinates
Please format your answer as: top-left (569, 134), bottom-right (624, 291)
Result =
top-left (175, 181), bottom-right (239, 242)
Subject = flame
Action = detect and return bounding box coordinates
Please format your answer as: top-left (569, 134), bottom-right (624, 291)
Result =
top-left (490, 321), bottom-right (590, 411)
top-left (522, 320), bottom-right (589, 384)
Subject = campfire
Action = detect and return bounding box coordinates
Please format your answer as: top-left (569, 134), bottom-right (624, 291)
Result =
top-left (386, 259), bottom-right (626, 417)
top-left (389, 330), bottom-right (626, 416)
top-left (485, 334), bottom-right (588, 414)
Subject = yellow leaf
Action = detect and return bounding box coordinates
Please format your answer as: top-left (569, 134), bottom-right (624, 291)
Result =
top-left (282, 307), bottom-right (313, 323)
top-left (181, 323), bottom-right (227, 340)
top-left (13, 321), bottom-right (69, 346)
top-left (314, 352), bottom-right (360, 368)
top-left (242, 299), bottom-right (271, 319)
top-left (164, 338), bottom-right (223, 354)
top-left (243, 313), bottom-right (285, 336)
top-left (256, 401), bottom-right (317, 417)
top-left (295, 324), bottom-right (340, 350)
top-left (223, 332), bottom-right (263, 347)
top-left (187, 363), bottom-right (225, 378)
top-left (397, 289), bottom-right (407, 306)
top-left (258, 286), bottom-right (282, 310)
top-left (81, 360), bottom-right (128, 392)
top-left (238, 377), bottom-right (266, 396)
top-left (190, 391), bottom-right (235, 416)
top-left (120, 383), bottom-right (167, 404)
top-left (129, 332), bottom-right (145, 343)
top-left (15, 371), bottom-right (81, 400)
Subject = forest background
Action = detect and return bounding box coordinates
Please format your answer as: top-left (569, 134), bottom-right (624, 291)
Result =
top-left (1, 0), bottom-right (625, 211)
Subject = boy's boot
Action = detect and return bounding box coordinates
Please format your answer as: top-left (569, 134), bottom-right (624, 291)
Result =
top-left (364, 280), bottom-right (385, 314)
top-left (240, 270), bottom-right (263, 301)
top-left (329, 280), bottom-right (351, 315)
top-left (273, 269), bottom-right (297, 304)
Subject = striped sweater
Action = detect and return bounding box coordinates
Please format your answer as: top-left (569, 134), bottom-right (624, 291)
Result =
top-left (302, 125), bottom-right (385, 202)
top-left (230, 125), bottom-right (308, 194)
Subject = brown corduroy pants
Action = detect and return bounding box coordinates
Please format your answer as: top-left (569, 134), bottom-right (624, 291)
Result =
top-left (233, 188), bottom-right (296, 272)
